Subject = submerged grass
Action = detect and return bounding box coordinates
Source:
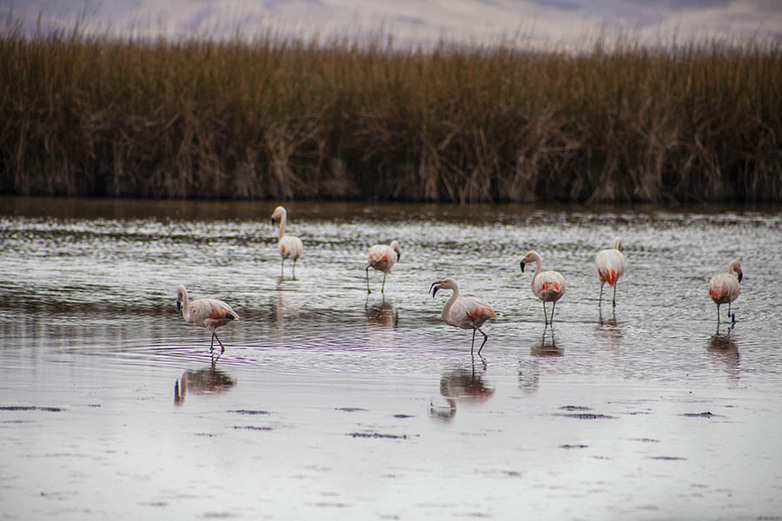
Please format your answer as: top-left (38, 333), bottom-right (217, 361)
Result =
top-left (1, 21), bottom-right (781, 203)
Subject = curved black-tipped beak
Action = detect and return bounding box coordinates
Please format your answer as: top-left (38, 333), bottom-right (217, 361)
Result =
top-left (429, 282), bottom-right (439, 297)
top-left (177, 301), bottom-right (181, 312)
top-left (397, 253), bottom-right (402, 262)
top-left (738, 272), bottom-right (744, 282)
top-left (270, 218), bottom-right (275, 226)
top-left (520, 261), bottom-right (526, 273)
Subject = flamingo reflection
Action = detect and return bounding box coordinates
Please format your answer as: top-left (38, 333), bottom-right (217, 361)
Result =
top-left (429, 364), bottom-right (495, 422)
top-left (707, 332), bottom-right (740, 380)
top-left (520, 329), bottom-right (562, 394)
top-left (174, 366), bottom-right (236, 405)
top-left (365, 297), bottom-right (399, 329)
top-left (596, 307), bottom-right (622, 349)
top-left (530, 328), bottom-right (563, 357)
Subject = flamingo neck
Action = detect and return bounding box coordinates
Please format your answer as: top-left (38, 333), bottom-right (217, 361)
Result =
top-left (441, 287), bottom-right (460, 325)
top-left (530, 258), bottom-right (542, 288)
top-left (180, 291), bottom-right (190, 319)
top-left (277, 213), bottom-right (286, 240)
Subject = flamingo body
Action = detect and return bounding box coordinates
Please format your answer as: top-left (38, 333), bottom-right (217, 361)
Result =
top-left (176, 285), bottom-right (239, 361)
top-left (595, 237), bottom-right (626, 308)
top-left (366, 240), bottom-right (401, 293)
top-left (430, 278), bottom-right (497, 357)
top-left (708, 259), bottom-right (742, 325)
top-left (271, 206), bottom-right (303, 278)
top-left (520, 251), bottom-right (566, 325)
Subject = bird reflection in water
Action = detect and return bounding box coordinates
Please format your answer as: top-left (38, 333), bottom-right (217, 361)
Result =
top-left (520, 328), bottom-right (563, 394)
top-left (174, 366), bottom-right (236, 405)
top-left (429, 363), bottom-right (495, 422)
top-left (707, 331), bottom-right (740, 380)
top-left (272, 277), bottom-right (301, 331)
top-left (596, 308), bottom-right (622, 349)
top-left (530, 327), bottom-right (563, 357)
top-left (365, 297), bottom-right (399, 329)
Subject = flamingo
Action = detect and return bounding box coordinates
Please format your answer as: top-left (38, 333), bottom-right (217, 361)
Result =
top-left (708, 259), bottom-right (742, 326)
top-left (520, 251), bottom-right (566, 326)
top-left (271, 206), bottom-right (303, 278)
top-left (430, 278), bottom-right (497, 358)
top-left (595, 237), bottom-right (626, 309)
top-left (366, 240), bottom-right (401, 293)
top-left (176, 285), bottom-right (239, 362)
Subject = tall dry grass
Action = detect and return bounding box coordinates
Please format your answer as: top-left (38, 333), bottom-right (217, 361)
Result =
top-left (1, 21), bottom-right (781, 203)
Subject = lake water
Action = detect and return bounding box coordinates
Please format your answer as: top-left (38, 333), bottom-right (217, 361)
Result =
top-left (1, 197), bottom-right (781, 520)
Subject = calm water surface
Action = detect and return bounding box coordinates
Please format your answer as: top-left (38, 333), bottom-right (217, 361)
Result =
top-left (1, 197), bottom-right (781, 520)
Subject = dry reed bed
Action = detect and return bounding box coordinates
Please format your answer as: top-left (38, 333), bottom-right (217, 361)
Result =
top-left (1, 24), bottom-right (781, 202)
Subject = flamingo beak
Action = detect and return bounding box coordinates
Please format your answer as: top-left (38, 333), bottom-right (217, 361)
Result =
top-left (177, 301), bottom-right (181, 312)
top-left (397, 253), bottom-right (402, 262)
top-left (429, 282), bottom-right (439, 297)
top-left (520, 261), bottom-right (526, 273)
top-left (738, 272), bottom-right (743, 282)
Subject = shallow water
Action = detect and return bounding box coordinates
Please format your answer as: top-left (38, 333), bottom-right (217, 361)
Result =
top-left (1, 197), bottom-right (781, 520)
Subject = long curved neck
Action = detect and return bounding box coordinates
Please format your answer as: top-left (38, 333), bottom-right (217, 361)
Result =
top-left (277, 211), bottom-right (287, 240)
top-left (530, 257), bottom-right (542, 288)
top-left (441, 287), bottom-right (460, 325)
top-left (180, 291), bottom-right (190, 319)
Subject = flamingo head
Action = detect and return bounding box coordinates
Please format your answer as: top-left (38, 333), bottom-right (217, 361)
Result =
top-left (176, 285), bottom-right (187, 311)
top-left (271, 206), bottom-right (286, 223)
top-left (430, 278), bottom-right (457, 297)
top-left (390, 240), bottom-right (401, 261)
top-left (612, 237), bottom-right (624, 251)
top-left (520, 251), bottom-right (541, 273)
top-left (728, 259), bottom-right (743, 282)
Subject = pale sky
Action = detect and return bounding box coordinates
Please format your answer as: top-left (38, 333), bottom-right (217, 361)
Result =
top-left (2, 0), bottom-right (781, 47)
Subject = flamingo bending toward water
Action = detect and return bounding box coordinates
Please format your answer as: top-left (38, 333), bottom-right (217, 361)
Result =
top-left (520, 251), bottom-right (566, 326)
top-left (366, 240), bottom-right (401, 293)
top-left (595, 237), bottom-right (626, 309)
top-left (271, 206), bottom-right (303, 278)
top-left (430, 278), bottom-right (497, 358)
top-left (176, 285), bottom-right (239, 362)
top-left (708, 259), bottom-right (742, 326)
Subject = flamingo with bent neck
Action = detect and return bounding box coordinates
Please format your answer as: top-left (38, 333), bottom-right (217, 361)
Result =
top-left (430, 278), bottom-right (497, 358)
top-left (520, 251), bottom-right (566, 326)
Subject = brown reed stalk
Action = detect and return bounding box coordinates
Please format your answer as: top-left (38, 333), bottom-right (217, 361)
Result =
top-left (1, 20), bottom-right (780, 203)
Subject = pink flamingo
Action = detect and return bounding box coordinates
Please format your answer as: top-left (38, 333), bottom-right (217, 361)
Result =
top-left (366, 240), bottom-right (401, 293)
top-left (520, 251), bottom-right (566, 326)
top-left (595, 237), bottom-right (626, 309)
top-left (176, 285), bottom-right (239, 362)
top-left (430, 278), bottom-right (497, 357)
top-left (271, 206), bottom-right (303, 278)
top-left (708, 259), bottom-right (743, 326)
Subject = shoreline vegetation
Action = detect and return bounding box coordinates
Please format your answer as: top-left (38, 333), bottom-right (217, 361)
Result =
top-left (1, 20), bottom-right (781, 203)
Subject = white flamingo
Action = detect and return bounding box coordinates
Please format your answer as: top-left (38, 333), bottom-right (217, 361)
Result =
top-left (271, 205), bottom-right (303, 278)
top-left (430, 278), bottom-right (498, 357)
top-left (708, 259), bottom-right (743, 326)
top-left (595, 237), bottom-right (626, 309)
top-left (176, 285), bottom-right (239, 362)
top-left (520, 251), bottom-right (566, 326)
top-left (366, 240), bottom-right (401, 293)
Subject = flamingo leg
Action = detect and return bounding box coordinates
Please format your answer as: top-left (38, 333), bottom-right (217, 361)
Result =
top-left (728, 302), bottom-right (735, 324)
top-left (292, 259), bottom-right (297, 279)
top-left (381, 273), bottom-right (387, 294)
top-left (551, 301), bottom-right (557, 325)
top-left (716, 304), bottom-right (721, 327)
top-left (598, 281), bottom-right (604, 307)
top-left (470, 328), bottom-right (477, 358)
top-left (477, 328), bottom-right (489, 355)
top-left (280, 258), bottom-right (285, 278)
top-left (542, 302), bottom-right (549, 325)
top-left (612, 283), bottom-right (618, 309)
top-left (365, 266), bottom-right (372, 294)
